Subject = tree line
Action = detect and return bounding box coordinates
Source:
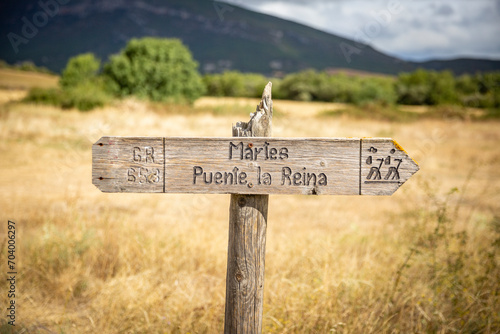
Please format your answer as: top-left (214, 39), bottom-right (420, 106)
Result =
top-left (23, 37), bottom-right (500, 111)
top-left (205, 69), bottom-right (500, 109)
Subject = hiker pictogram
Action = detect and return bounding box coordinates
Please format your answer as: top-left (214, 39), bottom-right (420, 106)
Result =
top-left (365, 147), bottom-right (402, 182)
top-left (384, 159), bottom-right (402, 180)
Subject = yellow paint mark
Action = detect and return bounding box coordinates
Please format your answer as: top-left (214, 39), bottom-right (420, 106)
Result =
top-left (393, 139), bottom-right (419, 166)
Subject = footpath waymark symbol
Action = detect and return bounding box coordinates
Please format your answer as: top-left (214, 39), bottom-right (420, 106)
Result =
top-left (366, 147), bottom-right (402, 182)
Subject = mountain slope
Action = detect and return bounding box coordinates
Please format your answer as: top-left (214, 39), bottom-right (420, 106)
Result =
top-left (415, 58), bottom-right (500, 75)
top-left (0, 0), bottom-right (413, 75)
top-left (1, 0), bottom-right (498, 75)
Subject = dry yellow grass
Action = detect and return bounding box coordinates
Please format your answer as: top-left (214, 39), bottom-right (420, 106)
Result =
top-left (0, 90), bottom-right (499, 333)
top-left (195, 96), bottom-right (347, 118)
top-left (0, 68), bottom-right (59, 90)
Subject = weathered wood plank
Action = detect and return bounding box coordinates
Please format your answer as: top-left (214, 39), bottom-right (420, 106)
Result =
top-left (164, 137), bottom-right (360, 195)
top-left (225, 194), bottom-right (268, 333)
top-left (92, 137), bottom-right (164, 193)
top-left (361, 138), bottom-right (419, 196)
top-left (224, 81), bottom-right (272, 334)
top-left (92, 137), bottom-right (418, 195)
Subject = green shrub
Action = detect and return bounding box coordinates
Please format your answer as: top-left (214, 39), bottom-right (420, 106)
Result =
top-left (395, 69), bottom-right (500, 108)
top-left (24, 87), bottom-right (63, 106)
top-left (455, 74), bottom-right (477, 96)
top-left (22, 53), bottom-right (111, 111)
top-left (275, 70), bottom-right (397, 105)
top-left (277, 69), bottom-right (318, 101)
top-left (24, 81), bottom-right (110, 111)
top-left (103, 37), bottom-right (205, 103)
top-left (203, 71), bottom-right (269, 98)
top-left (60, 80), bottom-right (111, 111)
top-left (395, 69), bottom-right (432, 105)
top-left (351, 77), bottom-right (397, 106)
top-left (428, 71), bottom-right (458, 105)
top-left (60, 53), bottom-right (101, 89)
top-left (203, 71), bottom-right (244, 97)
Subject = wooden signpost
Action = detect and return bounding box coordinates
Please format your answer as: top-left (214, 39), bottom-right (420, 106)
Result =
top-left (93, 137), bottom-right (417, 196)
top-left (92, 83), bottom-right (419, 333)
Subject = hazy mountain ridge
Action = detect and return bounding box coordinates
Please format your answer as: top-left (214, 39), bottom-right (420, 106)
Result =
top-left (1, 0), bottom-right (498, 75)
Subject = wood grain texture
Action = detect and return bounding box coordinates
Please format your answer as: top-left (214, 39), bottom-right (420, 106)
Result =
top-left (92, 137), bottom-right (164, 193)
top-left (92, 137), bottom-right (418, 196)
top-left (361, 138), bottom-right (419, 195)
top-left (225, 194), bottom-right (268, 334)
top-left (224, 82), bottom-right (272, 334)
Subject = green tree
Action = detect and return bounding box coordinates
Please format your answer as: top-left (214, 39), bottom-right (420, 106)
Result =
top-left (396, 69), bottom-right (461, 106)
top-left (25, 53), bottom-right (110, 111)
top-left (276, 70), bottom-right (396, 105)
top-left (456, 74), bottom-right (482, 107)
top-left (103, 37), bottom-right (205, 103)
top-left (352, 77), bottom-right (397, 106)
top-left (428, 71), bottom-right (458, 105)
top-left (60, 53), bottom-right (100, 88)
top-left (203, 71), bottom-right (268, 97)
top-left (455, 74), bottom-right (477, 96)
top-left (203, 71), bottom-right (244, 97)
top-left (395, 69), bottom-right (432, 105)
top-left (278, 70), bottom-right (318, 101)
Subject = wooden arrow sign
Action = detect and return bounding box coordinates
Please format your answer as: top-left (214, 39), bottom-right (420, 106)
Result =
top-left (92, 137), bottom-right (419, 195)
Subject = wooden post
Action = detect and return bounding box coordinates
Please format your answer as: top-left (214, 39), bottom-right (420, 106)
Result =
top-left (224, 82), bottom-right (273, 333)
top-left (92, 83), bottom-right (420, 333)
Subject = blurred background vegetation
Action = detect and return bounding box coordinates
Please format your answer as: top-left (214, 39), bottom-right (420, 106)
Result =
top-left (9, 37), bottom-right (498, 116)
top-left (1, 34), bottom-right (499, 334)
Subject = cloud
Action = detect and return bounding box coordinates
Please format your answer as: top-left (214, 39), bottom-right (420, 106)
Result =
top-left (375, 2), bottom-right (500, 60)
top-left (221, 0), bottom-right (500, 61)
top-left (435, 4), bottom-right (454, 17)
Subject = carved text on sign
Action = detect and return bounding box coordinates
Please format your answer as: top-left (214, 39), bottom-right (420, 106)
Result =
top-left (229, 141), bottom-right (289, 161)
top-left (127, 167), bottom-right (161, 184)
top-left (133, 146), bottom-right (155, 163)
top-left (127, 145), bottom-right (162, 185)
top-left (192, 166), bottom-right (328, 188)
top-left (92, 137), bottom-right (419, 195)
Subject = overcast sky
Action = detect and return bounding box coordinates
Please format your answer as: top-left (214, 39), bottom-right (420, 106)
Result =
top-left (221, 0), bottom-right (500, 61)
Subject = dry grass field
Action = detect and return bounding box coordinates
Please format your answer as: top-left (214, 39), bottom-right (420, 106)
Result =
top-left (0, 84), bottom-right (499, 333)
top-left (0, 68), bottom-right (58, 90)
